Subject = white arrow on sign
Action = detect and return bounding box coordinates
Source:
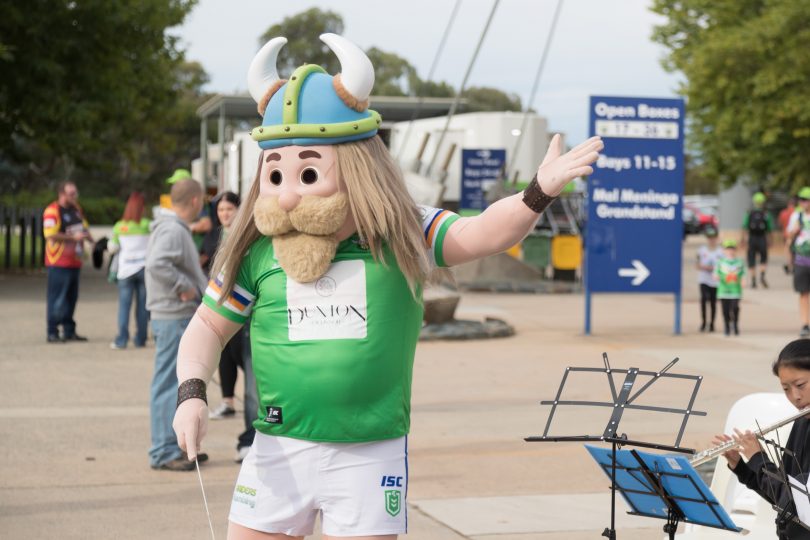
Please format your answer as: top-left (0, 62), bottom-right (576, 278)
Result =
top-left (618, 260), bottom-right (650, 286)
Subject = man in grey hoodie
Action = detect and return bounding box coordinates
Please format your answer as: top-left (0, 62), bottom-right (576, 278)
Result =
top-left (145, 178), bottom-right (208, 471)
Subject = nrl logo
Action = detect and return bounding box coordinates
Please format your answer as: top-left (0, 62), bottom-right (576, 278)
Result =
top-left (385, 489), bottom-right (401, 517)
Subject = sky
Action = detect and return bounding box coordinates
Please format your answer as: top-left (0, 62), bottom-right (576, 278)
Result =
top-left (175, 0), bottom-right (683, 143)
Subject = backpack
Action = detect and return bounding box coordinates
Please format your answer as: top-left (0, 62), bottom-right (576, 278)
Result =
top-left (747, 209), bottom-right (768, 234)
top-left (795, 213), bottom-right (810, 256)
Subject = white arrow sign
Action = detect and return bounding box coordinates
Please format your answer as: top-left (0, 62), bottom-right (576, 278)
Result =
top-left (618, 260), bottom-right (650, 286)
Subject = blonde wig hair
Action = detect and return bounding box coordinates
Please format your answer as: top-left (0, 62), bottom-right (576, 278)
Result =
top-left (211, 137), bottom-right (432, 303)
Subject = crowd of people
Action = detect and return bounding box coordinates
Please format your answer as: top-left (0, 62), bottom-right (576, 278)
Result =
top-left (696, 190), bottom-right (810, 338)
top-left (42, 173), bottom-right (256, 471)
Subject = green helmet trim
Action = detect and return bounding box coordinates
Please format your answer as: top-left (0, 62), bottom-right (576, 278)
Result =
top-left (283, 64), bottom-right (328, 125)
top-left (251, 110), bottom-right (382, 142)
top-left (799, 187), bottom-right (810, 200)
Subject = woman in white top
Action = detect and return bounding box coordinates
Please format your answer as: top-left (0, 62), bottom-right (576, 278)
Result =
top-left (697, 225), bottom-right (723, 332)
top-left (109, 193), bottom-right (151, 349)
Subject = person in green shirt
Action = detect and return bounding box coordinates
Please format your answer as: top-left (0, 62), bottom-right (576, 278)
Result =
top-left (108, 192), bottom-right (151, 349)
top-left (169, 34), bottom-right (603, 539)
top-left (714, 239), bottom-right (745, 336)
top-left (741, 192), bottom-right (774, 288)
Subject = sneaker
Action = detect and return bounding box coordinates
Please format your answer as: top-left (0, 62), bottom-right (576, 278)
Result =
top-left (761, 273), bottom-right (768, 288)
top-left (751, 278), bottom-right (757, 289)
top-left (110, 342), bottom-right (126, 350)
top-left (801, 326), bottom-right (810, 338)
top-left (182, 451), bottom-right (208, 463)
top-left (63, 334), bottom-right (88, 342)
top-left (47, 334), bottom-right (65, 343)
top-left (209, 402), bottom-right (236, 419)
top-left (151, 457), bottom-right (195, 472)
top-left (708, 323), bottom-right (715, 333)
top-left (235, 446), bottom-right (251, 463)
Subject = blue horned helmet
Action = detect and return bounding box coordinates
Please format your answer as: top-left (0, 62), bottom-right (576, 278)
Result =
top-left (247, 33), bottom-right (382, 149)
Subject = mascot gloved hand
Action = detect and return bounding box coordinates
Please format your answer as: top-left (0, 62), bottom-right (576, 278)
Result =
top-left (173, 391), bottom-right (208, 461)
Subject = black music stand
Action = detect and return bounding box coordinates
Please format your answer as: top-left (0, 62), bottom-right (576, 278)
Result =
top-left (758, 436), bottom-right (810, 535)
top-left (586, 446), bottom-right (740, 539)
top-left (526, 353), bottom-right (708, 539)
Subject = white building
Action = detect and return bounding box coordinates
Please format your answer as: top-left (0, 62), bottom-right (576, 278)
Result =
top-left (390, 111), bottom-right (557, 203)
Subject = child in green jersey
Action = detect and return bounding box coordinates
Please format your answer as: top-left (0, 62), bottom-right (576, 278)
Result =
top-left (714, 239), bottom-right (745, 336)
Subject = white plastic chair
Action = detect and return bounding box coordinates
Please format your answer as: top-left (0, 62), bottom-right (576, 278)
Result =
top-left (674, 392), bottom-right (795, 539)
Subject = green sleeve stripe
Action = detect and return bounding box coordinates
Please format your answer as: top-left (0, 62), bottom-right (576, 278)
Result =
top-left (203, 295), bottom-right (248, 324)
top-left (434, 214), bottom-right (460, 268)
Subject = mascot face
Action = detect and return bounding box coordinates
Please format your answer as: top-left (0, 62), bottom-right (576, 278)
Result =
top-left (246, 33), bottom-right (379, 283)
top-left (253, 144), bottom-right (353, 283)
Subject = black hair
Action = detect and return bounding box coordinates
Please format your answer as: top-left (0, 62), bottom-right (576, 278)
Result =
top-left (772, 339), bottom-right (810, 375)
top-left (214, 191), bottom-right (241, 209)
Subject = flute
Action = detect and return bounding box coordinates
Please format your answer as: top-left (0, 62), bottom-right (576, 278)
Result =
top-left (690, 407), bottom-right (810, 466)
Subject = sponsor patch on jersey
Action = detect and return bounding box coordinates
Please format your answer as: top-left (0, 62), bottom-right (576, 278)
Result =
top-left (233, 484), bottom-right (257, 508)
top-left (385, 489), bottom-right (401, 517)
top-left (286, 259), bottom-right (368, 341)
top-left (263, 406), bottom-right (283, 424)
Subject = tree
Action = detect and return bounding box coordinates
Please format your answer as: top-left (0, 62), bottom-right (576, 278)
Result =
top-left (0, 0), bottom-right (203, 197)
top-left (365, 47), bottom-right (417, 96)
top-left (460, 87), bottom-right (522, 112)
top-left (259, 8), bottom-right (344, 76)
top-left (651, 0), bottom-right (810, 191)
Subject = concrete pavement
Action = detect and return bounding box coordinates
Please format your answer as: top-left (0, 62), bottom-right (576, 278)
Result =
top-left (0, 236), bottom-right (802, 539)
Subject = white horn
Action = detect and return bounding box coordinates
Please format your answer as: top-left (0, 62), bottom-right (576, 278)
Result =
top-left (247, 37), bottom-right (287, 103)
top-left (320, 33), bottom-right (374, 102)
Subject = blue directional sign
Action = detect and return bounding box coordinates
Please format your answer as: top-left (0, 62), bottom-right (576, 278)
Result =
top-left (585, 96), bottom-right (685, 332)
top-left (460, 148), bottom-right (506, 212)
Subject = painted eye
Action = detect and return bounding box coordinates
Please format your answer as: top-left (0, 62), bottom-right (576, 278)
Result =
top-left (300, 167), bottom-right (319, 185)
top-left (269, 169), bottom-right (283, 186)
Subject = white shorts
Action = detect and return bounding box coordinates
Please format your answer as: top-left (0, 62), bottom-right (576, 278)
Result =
top-left (229, 433), bottom-right (409, 537)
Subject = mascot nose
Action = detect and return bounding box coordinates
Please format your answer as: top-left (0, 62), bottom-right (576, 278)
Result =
top-left (278, 191), bottom-right (302, 212)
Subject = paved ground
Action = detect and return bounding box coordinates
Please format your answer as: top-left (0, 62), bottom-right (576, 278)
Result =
top-left (0, 235), bottom-right (801, 539)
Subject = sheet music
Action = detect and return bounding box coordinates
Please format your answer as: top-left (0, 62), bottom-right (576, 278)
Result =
top-left (788, 475), bottom-right (810, 527)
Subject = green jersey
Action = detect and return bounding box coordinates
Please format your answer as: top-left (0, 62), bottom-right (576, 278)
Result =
top-left (714, 257), bottom-right (744, 299)
top-left (203, 206), bottom-right (459, 442)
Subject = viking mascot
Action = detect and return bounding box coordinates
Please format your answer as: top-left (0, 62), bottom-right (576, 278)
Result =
top-left (173, 33), bottom-right (603, 539)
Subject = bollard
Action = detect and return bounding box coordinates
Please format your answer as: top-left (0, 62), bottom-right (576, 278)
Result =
top-left (1, 206), bottom-right (8, 269)
top-left (18, 214), bottom-right (26, 269)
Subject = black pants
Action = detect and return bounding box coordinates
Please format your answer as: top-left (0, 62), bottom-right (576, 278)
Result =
top-left (747, 235), bottom-right (768, 267)
top-left (218, 332), bottom-right (244, 399)
top-left (721, 298), bottom-right (740, 332)
top-left (699, 284), bottom-right (717, 327)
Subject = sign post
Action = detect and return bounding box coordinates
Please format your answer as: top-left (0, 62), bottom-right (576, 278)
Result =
top-left (585, 96), bottom-right (685, 335)
top-left (460, 148), bottom-right (506, 215)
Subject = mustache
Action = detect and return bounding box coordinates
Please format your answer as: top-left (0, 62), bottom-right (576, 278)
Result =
top-left (253, 193), bottom-right (349, 236)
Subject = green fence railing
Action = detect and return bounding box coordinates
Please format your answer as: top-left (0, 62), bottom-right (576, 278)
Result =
top-left (0, 206), bottom-right (45, 270)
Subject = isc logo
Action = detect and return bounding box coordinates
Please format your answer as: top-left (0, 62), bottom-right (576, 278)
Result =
top-left (380, 475), bottom-right (403, 487)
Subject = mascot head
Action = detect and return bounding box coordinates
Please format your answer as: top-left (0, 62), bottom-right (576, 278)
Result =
top-left (246, 34), bottom-right (383, 283)
top-left (212, 34), bottom-right (430, 295)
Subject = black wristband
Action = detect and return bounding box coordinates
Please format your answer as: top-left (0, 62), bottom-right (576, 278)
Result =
top-left (177, 378), bottom-right (207, 408)
top-left (522, 174), bottom-right (557, 214)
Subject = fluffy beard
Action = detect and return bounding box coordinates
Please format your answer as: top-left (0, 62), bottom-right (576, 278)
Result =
top-left (253, 193), bottom-right (349, 283)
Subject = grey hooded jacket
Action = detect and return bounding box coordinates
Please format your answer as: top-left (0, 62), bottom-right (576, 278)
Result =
top-left (145, 210), bottom-right (207, 320)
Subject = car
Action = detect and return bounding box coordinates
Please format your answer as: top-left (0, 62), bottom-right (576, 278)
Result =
top-left (683, 202), bottom-right (719, 236)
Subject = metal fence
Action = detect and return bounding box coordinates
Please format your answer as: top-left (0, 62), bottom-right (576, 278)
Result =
top-left (0, 206), bottom-right (44, 270)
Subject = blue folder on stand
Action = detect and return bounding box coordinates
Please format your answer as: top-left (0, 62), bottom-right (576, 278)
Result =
top-left (586, 444), bottom-right (740, 532)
